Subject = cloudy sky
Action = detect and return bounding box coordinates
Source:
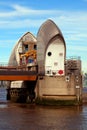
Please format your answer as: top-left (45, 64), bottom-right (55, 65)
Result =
top-left (0, 0), bottom-right (87, 72)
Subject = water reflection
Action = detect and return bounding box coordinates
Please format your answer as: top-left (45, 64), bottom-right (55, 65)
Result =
top-left (0, 87), bottom-right (87, 130)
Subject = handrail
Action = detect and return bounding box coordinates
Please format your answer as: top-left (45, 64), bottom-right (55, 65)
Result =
top-left (0, 64), bottom-right (38, 71)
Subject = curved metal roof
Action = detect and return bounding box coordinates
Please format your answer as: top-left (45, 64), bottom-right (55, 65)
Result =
top-left (37, 19), bottom-right (66, 49)
top-left (37, 19), bottom-right (66, 75)
top-left (8, 32), bottom-right (37, 66)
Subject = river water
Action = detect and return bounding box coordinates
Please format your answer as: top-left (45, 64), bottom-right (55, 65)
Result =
top-left (0, 87), bottom-right (87, 130)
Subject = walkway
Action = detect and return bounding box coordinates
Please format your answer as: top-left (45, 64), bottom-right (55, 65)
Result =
top-left (0, 65), bottom-right (37, 81)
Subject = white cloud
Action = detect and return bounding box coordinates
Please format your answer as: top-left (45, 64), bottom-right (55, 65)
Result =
top-left (67, 45), bottom-right (87, 51)
top-left (0, 40), bottom-right (15, 47)
top-left (0, 19), bottom-right (43, 29)
top-left (0, 4), bottom-right (60, 18)
top-left (0, 4), bottom-right (87, 31)
top-left (65, 33), bottom-right (87, 42)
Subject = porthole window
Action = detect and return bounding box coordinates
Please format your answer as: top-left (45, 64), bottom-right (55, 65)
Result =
top-left (48, 52), bottom-right (52, 56)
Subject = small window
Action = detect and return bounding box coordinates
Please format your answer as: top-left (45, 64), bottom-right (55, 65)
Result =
top-left (48, 52), bottom-right (52, 56)
top-left (25, 45), bottom-right (28, 51)
top-left (34, 45), bottom-right (37, 50)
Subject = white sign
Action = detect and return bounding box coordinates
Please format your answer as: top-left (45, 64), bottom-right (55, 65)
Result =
top-left (76, 85), bottom-right (80, 89)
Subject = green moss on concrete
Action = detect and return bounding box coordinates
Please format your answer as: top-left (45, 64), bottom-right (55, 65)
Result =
top-left (35, 98), bottom-right (82, 106)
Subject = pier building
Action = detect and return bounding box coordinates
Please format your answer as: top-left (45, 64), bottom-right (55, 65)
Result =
top-left (36, 20), bottom-right (82, 104)
top-left (4, 19), bottom-right (82, 104)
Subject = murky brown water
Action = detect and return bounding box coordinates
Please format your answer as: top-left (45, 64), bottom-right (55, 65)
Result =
top-left (0, 87), bottom-right (87, 130)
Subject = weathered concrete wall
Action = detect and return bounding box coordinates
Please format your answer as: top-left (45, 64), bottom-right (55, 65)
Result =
top-left (35, 75), bottom-right (82, 101)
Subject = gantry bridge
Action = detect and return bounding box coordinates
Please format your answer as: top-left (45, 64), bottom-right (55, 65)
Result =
top-left (0, 64), bottom-right (38, 81)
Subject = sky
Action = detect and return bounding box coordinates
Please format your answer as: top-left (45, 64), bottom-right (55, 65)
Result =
top-left (0, 0), bottom-right (87, 72)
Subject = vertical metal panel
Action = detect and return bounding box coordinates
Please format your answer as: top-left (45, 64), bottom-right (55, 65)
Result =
top-left (37, 19), bottom-right (66, 75)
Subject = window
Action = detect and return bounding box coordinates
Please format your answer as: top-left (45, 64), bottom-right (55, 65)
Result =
top-left (34, 45), bottom-right (37, 50)
top-left (25, 45), bottom-right (28, 51)
top-left (48, 52), bottom-right (52, 56)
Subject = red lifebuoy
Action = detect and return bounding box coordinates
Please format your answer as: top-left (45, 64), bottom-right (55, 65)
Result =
top-left (58, 70), bottom-right (63, 75)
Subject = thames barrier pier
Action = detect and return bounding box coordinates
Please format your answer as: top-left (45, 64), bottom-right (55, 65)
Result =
top-left (36, 19), bottom-right (82, 105)
top-left (0, 19), bottom-right (82, 105)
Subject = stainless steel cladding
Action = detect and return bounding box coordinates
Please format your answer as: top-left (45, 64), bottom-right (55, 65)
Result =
top-left (37, 19), bottom-right (66, 76)
top-left (8, 32), bottom-right (37, 66)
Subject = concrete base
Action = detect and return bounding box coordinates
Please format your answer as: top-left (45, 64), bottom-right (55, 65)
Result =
top-left (35, 97), bottom-right (82, 106)
top-left (35, 75), bottom-right (82, 105)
